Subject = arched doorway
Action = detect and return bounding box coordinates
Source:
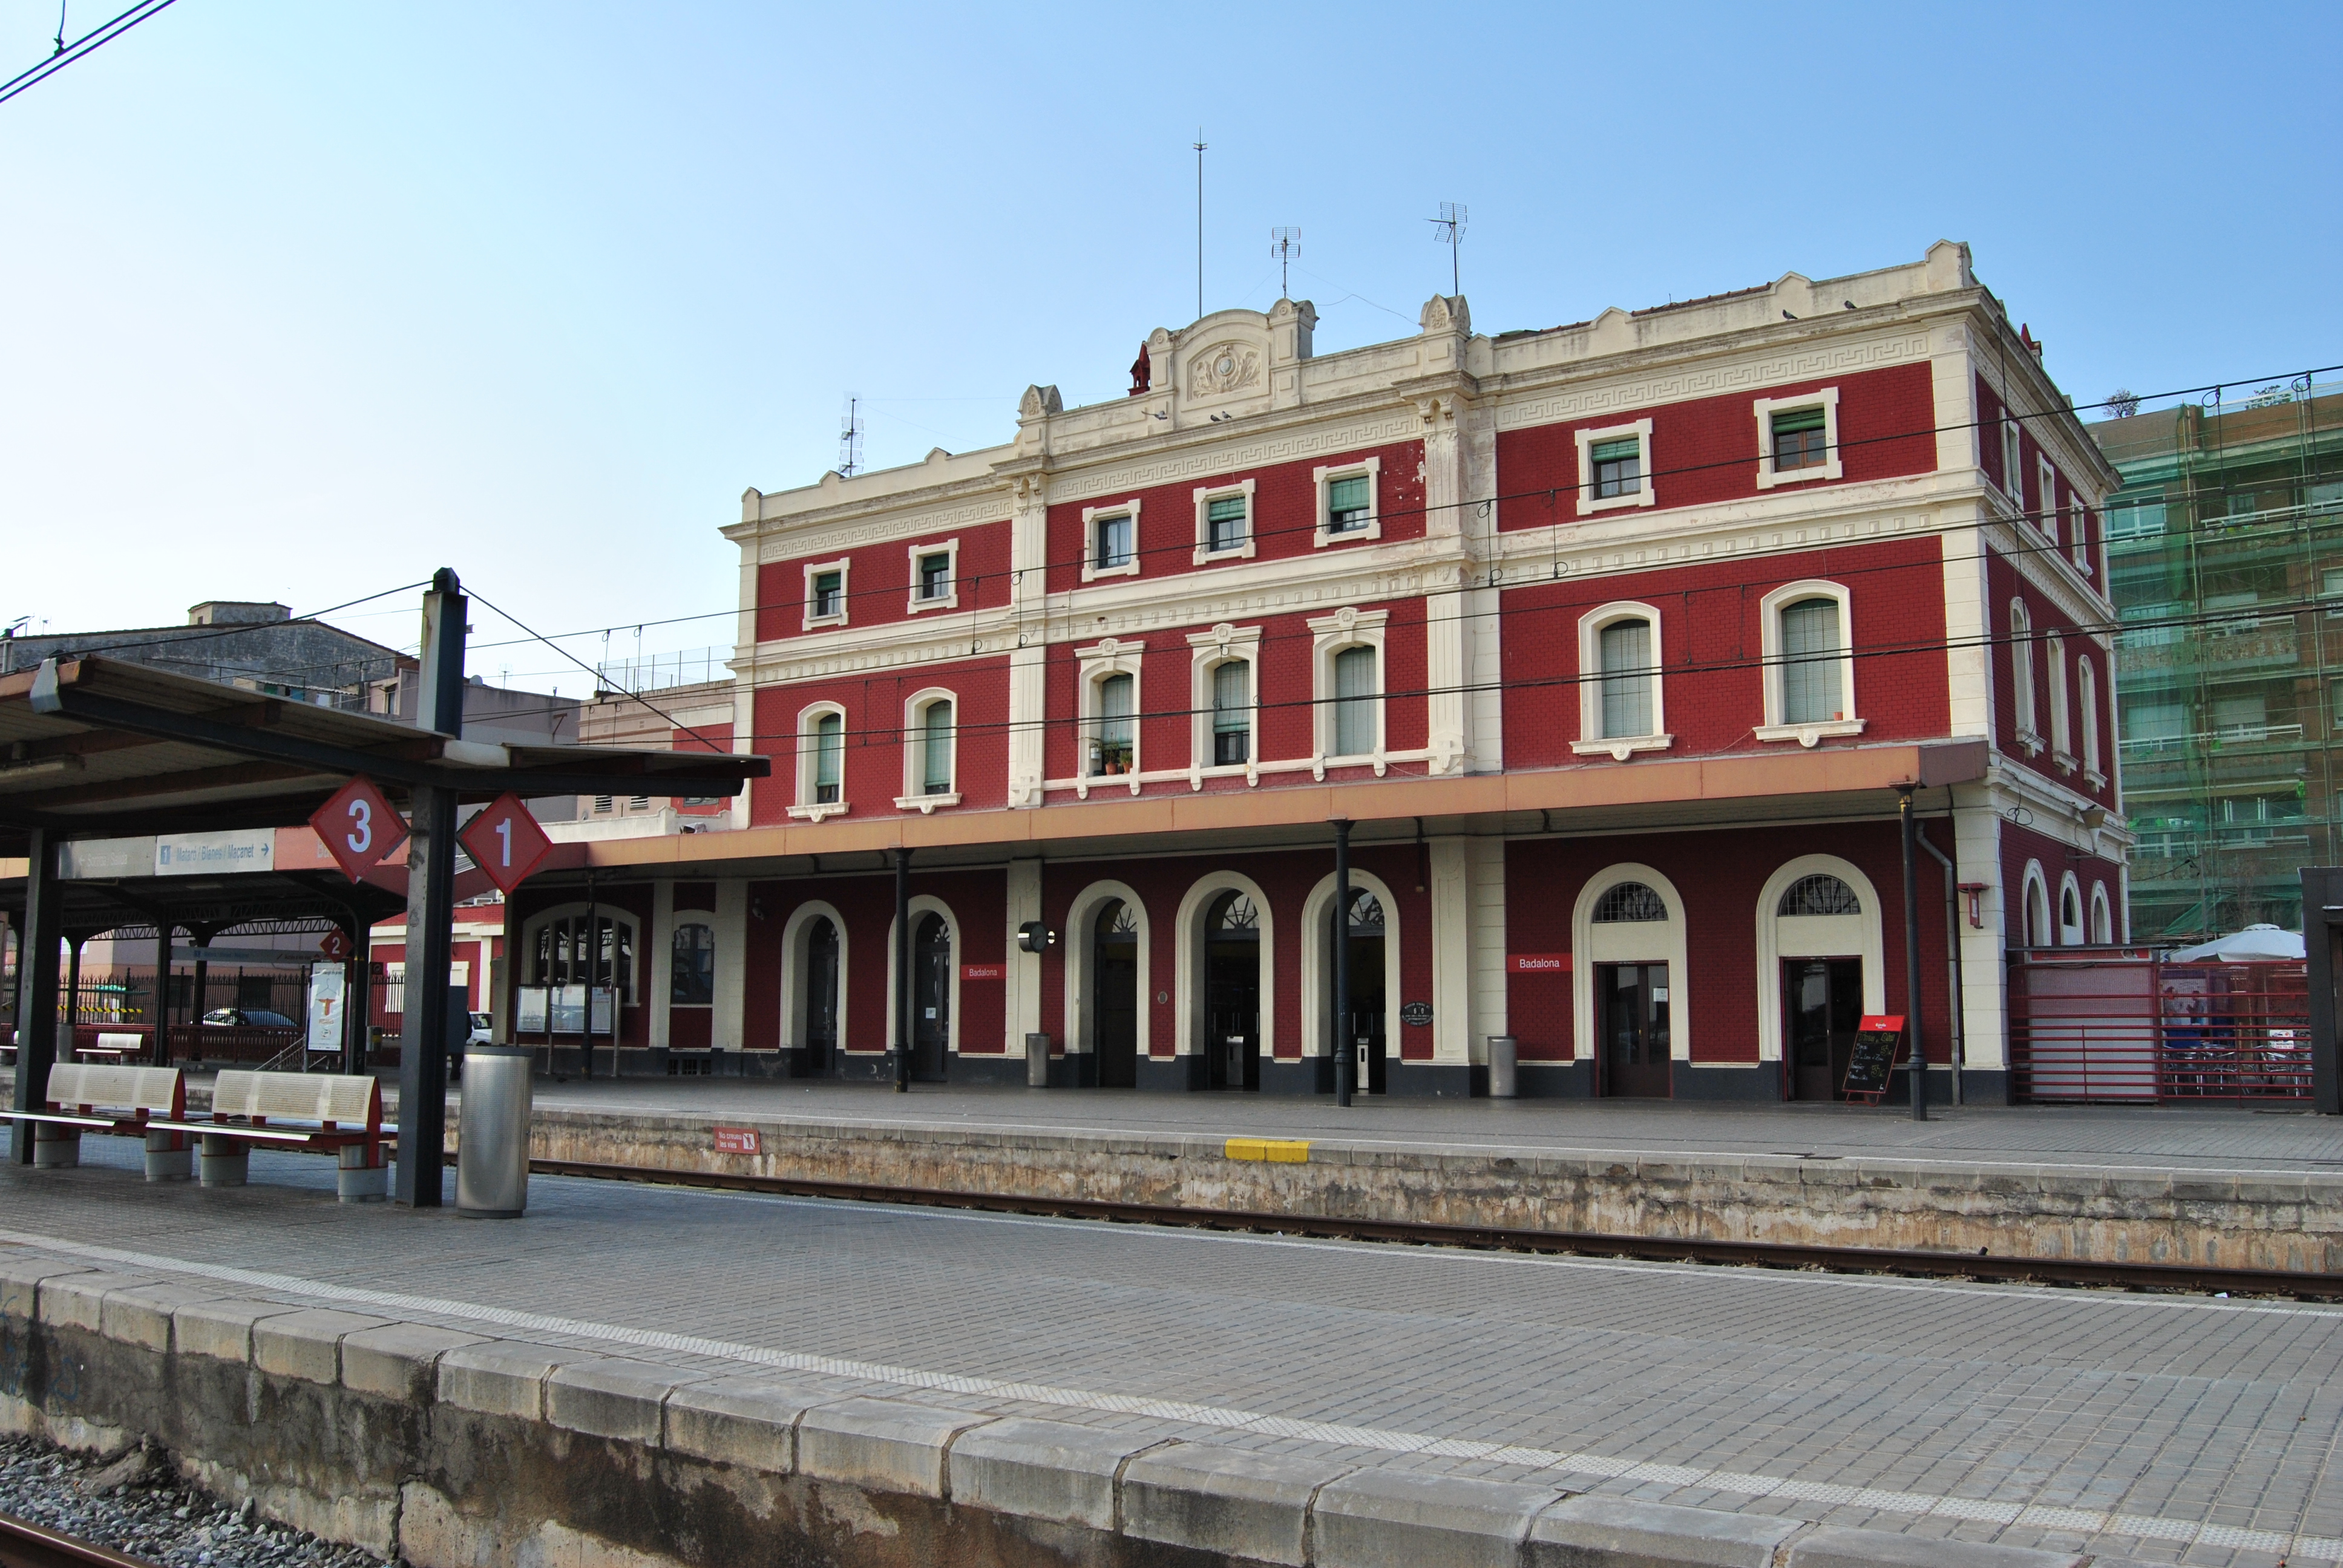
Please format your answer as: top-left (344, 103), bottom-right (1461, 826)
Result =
top-left (1591, 881), bottom-right (1672, 1098)
top-left (911, 912), bottom-right (951, 1082)
top-left (1094, 900), bottom-right (1139, 1088)
top-left (1204, 889), bottom-right (1260, 1090)
top-left (803, 916), bottom-right (840, 1073)
top-left (1325, 889), bottom-right (1386, 1094)
top-left (1776, 873), bottom-right (1865, 1102)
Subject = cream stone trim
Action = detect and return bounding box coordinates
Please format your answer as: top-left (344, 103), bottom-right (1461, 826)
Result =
top-left (647, 878), bottom-right (675, 1051)
top-left (801, 557), bottom-right (851, 630)
top-left (885, 893), bottom-right (962, 1056)
top-left (778, 899), bottom-right (851, 1056)
top-left (1074, 637), bottom-right (1145, 799)
top-left (1312, 456), bottom-right (1383, 547)
top-left (1753, 854), bottom-right (1887, 1066)
top-left (1308, 607), bottom-right (1390, 779)
top-left (1173, 870), bottom-right (1276, 1062)
top-left (1299, 868), bottom-right (1403, 1062)
top-left (1192, 477), bottom-right (1259, 564)
top-left (1755, 579), bottom-right (1864, 746)
top-left (1575, 419), bottom-right (1656, 516)
top-left (711, 881), bottom-right (747, 1050)
top-left (1186, 623), bottom-right (1262, 789)
top-left (1062, 879), bottom-right (1152, 1062)
top-left (2089, 883), bottom-right (2114, 944)
top-left (1570, 863), bottom-right (1691, 1064)
top-left (1752, 387), bottom-right (1843, 489)
top-left (1080, 499), bottom-right (1141, 583)
top-left (903, 537), bottom-right (961, 615)
top-left (1574, 600), bottom-right (1671, 760)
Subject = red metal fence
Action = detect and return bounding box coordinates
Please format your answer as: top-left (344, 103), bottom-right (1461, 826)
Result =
top-left (2010, 952), bottom-right (2310, 1103)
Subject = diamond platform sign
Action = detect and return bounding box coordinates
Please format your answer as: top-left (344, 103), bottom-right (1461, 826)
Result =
top-left (458, 792), bottom-right (552, 896)
top-left (318, 928), bottom-right (349, 962)
top-left (309, 775), bottom-right (407, 883)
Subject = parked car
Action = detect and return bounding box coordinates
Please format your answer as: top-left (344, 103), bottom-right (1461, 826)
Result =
top-left (467, 1012), bottom-right (494, 1047)
top-left (200, 1007), bottom-right (298, 1030)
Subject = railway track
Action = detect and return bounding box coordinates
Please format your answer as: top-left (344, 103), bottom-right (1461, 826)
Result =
top-left (0, 1511), bottom-right (157, 1568)
top-left (529, 1156), bottom-right (2343, 1302)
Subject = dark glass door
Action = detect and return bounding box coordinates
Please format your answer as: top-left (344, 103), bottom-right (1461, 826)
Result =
top-left (1205, 890), bottom-right (1260, 1089)
top-left (911, 913), bottom-right (951, 1082)
top-left (1329, 892), bottom-right (1387, 1094)
top-left (1785, 958), bottom-right (1863, 1101)
top-left (1599, 962), bottom-right (1672, 1097)
top-left (1095, 900), bottom-right (1138, 1088)
top-left (803, 918), bottom-right (839, 1072)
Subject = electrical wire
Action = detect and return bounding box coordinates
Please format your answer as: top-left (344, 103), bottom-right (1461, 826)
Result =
top-left (7, 581), bottom-right (434, 667)
top-left (0, 0), bottom-right (175, 106)
top-left (461, 587), bottom-right (732, 757)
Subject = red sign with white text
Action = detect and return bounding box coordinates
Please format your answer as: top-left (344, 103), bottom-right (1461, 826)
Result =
top-left (309, 776), bottom-right (408, 883)
top-left (713, 1126), bottom-right (761, 1155)
top-left (962, 964), bottom-right (1004, 981)
top-left (1509, 953), bottom-right (1571, 973)
top-left (318, 929), bottom-right (349, 962)
top-left (457, 793), bottom-right (552, 897)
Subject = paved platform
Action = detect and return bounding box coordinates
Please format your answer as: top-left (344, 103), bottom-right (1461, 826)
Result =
top-left (7, 1136), bottom-right (2343, 1565)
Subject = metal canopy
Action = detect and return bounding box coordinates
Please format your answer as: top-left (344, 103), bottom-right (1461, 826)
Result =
top-left (0, 867), bottom-right (408, 943)
top-left (0, 654), bottom-right (766, 851)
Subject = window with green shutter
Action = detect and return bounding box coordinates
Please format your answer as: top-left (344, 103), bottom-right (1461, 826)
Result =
top-left (1327, 474), bottom-right (1371, 532)
top-left (1591, 437), bottom-right (1642, 499)
top-left (1771, 406), bottom-right (1827, 471)
top-left (1207, 494), bottom-right (1248, 552)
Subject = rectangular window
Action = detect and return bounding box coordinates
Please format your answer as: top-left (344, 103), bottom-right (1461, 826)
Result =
top-left (1095, 512), bottom-right (1132, 570)
top-left (2205, 590), bottom-right (2260, 637)
top-left (811, 570), bottom-right (843, 619)
top-left (2127, 701), bottom-right (2186, 741)
top-left (1326, 474), bottom-right (1371, 532)
top-left (1211, 661), bottom-right (1251, 765)
top-left (1090, 674), bottom-right (1134, 776)
top-left (1779, 598), bottom-right (1843, 724)
top-left (1771, 407), bottom-right (1827, 471)
top-left (1332, 646), bottom-right (1377, 756)
top-left (922, 700), bottom-right (953, 793)
top-left (813, 713), bottom-right (843, 803)
top-left (1599, 619), bottom-right (1654, 738)
top-left (2214, 692), bottom-right (2267, 740)
top-left (916, 552), bottom-right (951, 601)
top-left (2002, 420), bottom-right (2024, 504)
top-left (2312, 480), bottom-right (2343, 511)
top-left (2324, 567), bottom-right (2343, 618)
top-left (1207, 494), bottom-right (1248, 553)
top-left (1591, 437), bottom-right (1642, 499)
top-left (2108, 499), bottom-right (2165, 540)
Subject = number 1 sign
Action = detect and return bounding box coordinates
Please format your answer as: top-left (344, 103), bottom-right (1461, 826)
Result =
top-left (457, 792), bottom-right (552, 896)
top-left (309, 775), bottom-right (408, 882)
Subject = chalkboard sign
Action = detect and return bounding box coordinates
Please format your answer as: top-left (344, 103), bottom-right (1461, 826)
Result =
top-left (1842, 1014), bottom-right (1906, 1103)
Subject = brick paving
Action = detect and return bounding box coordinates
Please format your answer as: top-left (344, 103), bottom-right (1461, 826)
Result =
top-left (5, 1137), bottom-right (2343, 1564)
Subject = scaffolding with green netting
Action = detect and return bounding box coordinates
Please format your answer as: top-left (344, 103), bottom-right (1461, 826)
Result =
top-left (2090, 379), bottom-right (2343, 941)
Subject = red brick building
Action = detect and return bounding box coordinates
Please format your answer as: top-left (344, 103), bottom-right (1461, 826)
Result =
top-left (502, 242), bottom-right (2125, 1103)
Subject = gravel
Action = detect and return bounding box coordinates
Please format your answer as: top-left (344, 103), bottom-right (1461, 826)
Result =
top-left (0, 1432), bottom-right (389, 1566)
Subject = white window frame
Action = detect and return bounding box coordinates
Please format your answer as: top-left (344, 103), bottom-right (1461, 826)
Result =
top-left (2010, 599), bottom-right (2042, 754)
top-left (894, 686), bottom-right (962, 813)
top-left (903, 538), bottom-right (960, 615)
top-left (1186, 622), bottom-right (1262, 789)
top-left (2046, 630), bottom-right (2074, 771)
top-left (1080, 498), bottom-right (1142, 583)
top-left (2068, 498), bottom-right (2090, 575)
top-left (2037, 458), bottom-right (2060, 543)
top-left (1572, 600), bottom-right (1672, 760)
top-left (1752, 388), bottom-right (1842, 489)
top-left (801, 557), bottom-right (851, 631)
top-left (2020, 860), bottom-right (2051, 946)
top-left (1312, 456), bottom-right (1383, 547)
top-left (1754, 579), bottom-right (1864, 746)
top-left (2001, 416), bottom-right (2025, 511)
top-left (2089, 883), bottom-right (2114, 944)
top-left (1192, 478), bottom-right (1258, 564)
top-left (2077, 654), bottom-right (2104, 789)
top-left (1074, 637), bottom-right (1145, 798)
top-left (788, 701), bottom-right (850, 822)
top-left (1307, 607), bottom-right (1389, 778)
top-left (2057, 871), bottom-right (2085, 946)
top-left (1575, 419), bottom-right (1657, 517)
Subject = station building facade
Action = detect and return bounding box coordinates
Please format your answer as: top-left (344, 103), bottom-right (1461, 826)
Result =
top-left (500, 241), bottom-right (2128, 1103)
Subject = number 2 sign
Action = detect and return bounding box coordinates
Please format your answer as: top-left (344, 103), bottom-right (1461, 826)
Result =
top-left (457, 792), bottom-right (552, 897)
top-left (309, 775), bottom-right (408, 882)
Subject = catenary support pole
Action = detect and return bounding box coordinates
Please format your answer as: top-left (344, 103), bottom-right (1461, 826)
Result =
top-left (894, 847), bottom-right (912, 1093)
top-left (1899, 786), bottom-right (1928, 1122)
top-left (1912, 821), bottom-right (1964, 1109)
top-left (149, 920), bottom-right (173, 1067)
top-left (582, 874), bottom-right (597, 1081)
top-left (11, 829), bottom-right (61, 1163)
top-left (1334, 818), bottom-right (1353, 1107)
top-left (395, 568), bottom-right (467, 1207)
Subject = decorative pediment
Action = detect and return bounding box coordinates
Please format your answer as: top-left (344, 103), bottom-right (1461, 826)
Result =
top-left (1187, 341), bottom-right (1263, 400)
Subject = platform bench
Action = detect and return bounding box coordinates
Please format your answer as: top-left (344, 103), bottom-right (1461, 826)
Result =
top-left (1, 1063), bottom-right (191, 1180)
top-left (154, 1069), bottom-right (391, 1202)
top-left (76, 1032), bottom-right (145, 1063)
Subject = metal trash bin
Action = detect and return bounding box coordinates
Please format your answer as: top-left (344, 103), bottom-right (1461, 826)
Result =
top-left (1026, 1032), bottom-right (1050, 1088)
top-left (457, 1045), bottom-right (533, 1218)
top-left (1487, 1035), bottom-right (1519, 1099)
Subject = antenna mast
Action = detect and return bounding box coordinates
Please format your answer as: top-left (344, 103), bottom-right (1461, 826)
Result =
top-left (1193, 129), bottom-right (1207, 319)
top-left (1430, 201), bottom-right (1467, 296)
top-left (1270, 227), bottom-right (1300, 299)
top-left (837, 394), bottom-right (864, 478)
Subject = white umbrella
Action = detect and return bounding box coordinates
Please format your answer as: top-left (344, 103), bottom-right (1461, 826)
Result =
top-left (2167, 923), bottom-right (2305, 962)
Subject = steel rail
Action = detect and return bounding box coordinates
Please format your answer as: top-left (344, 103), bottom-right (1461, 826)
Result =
top-left (526, 1157), bottom-right (2343, 1301)
top-left (0, 1511), bottom-right (160, 1568)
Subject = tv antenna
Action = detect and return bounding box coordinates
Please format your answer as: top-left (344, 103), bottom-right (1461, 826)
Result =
top-left (1192, 129), bottom-right (1207, 320)
top-left (1430, 201), bottom-right (1467, 296)
top-left (1270, 227), bottom-right (1301, 298)
top-left (837, 394), bottom-right (864, 477)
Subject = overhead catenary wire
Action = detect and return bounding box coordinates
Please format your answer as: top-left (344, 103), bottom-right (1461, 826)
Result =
top-left (0, 0), bottom-right (175, 106)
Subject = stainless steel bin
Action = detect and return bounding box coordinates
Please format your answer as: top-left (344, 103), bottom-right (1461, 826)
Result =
top-left (1026, 1032), bottom-right (1050, 1088)
top-left (457, 1045), bottom-right (533, 1218)
top-left (1487, 1034), bottom-right (1519, 1099)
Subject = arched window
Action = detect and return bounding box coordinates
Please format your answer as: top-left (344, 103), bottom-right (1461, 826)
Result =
top-left (1576, 603), bottom-right (1670, 757)
top-left (670, 921), bottom-right (715, 1006)
top-left (920, 698), bottom-right (954, 794)
top-left (1593, 883), bottom-right (1668, 922)
top-left (1779, 599), bottom-right (1843, 725)
top-left (2059, 883), bottom-right (2083, 944)
top-left (525, 909), bottom-right (638, 1004)
top-left (1213, 892), bottom-right (1260, 932)
top-left (1307, 607), bottom-right (1389, 774)
top-left (1599, 619), bottom-right (1654, 739)
top-left (1331, 647), bottom-right (1378, 757)
top-left (2077, 657), bottom-right (2102, 780)
top-left (1212, 659), bottom-right (1252, 765)
top-left (2089, 884), bottom-right (2114, 944)
top-left (1777, 874), bottom-right (1861, 916)
top-left (1090, 673), bottom-right (1135, 777)
top-left (2046, 632), bottom-right (2073, 761)
top-left (790, 705), bottom-right (848, 817)
top-left (2025, 874), bottom-right (2051, 947)
top-left (2010, 601), bottom-right (2037, 741)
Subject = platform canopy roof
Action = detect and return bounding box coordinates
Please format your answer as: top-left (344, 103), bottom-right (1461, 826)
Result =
top-left (0, 654), bottom-right (765, 855)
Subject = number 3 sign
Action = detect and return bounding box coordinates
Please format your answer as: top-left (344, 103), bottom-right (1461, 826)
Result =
top-left (309, 775), bottom-right (408, 881)
top-left (457, 792), bottom-right (552, 897)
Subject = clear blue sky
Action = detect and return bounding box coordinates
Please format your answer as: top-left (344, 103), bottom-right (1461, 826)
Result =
top-left (5, 2), bottom-right (2335, 686)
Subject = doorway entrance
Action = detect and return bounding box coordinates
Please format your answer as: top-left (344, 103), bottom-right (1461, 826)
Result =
top-left (1326, 889), bottom-right (1386, 1094)
top-left (803, 916), bottom-right (839, 1073)
top-left (1204, 889), bottom-right (1260, 1089)
top-left (1784, 958), bottom-right (1862, 1100)
top-left (1094, 900), bottom-right (1139, 1088)
top-left (910, 912), bottom-right (951, 1082)
top-left (1598, 962), bottom-right (1672, 1097)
